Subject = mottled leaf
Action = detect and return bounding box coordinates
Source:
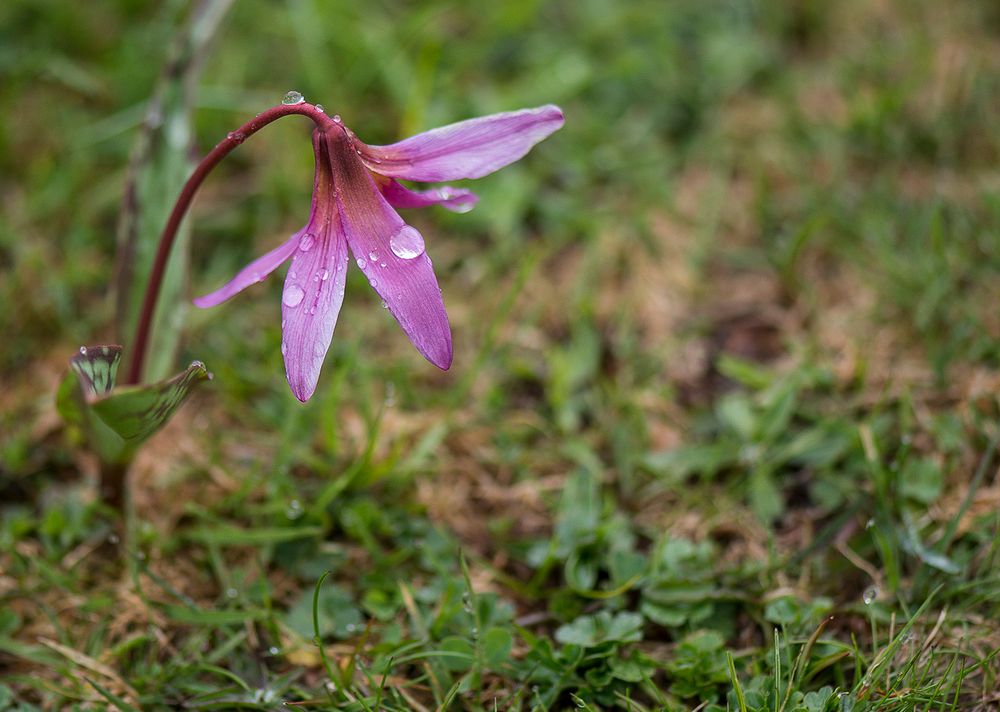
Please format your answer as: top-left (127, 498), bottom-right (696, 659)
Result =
top-left (58, 346), bottom-right (211, 464)
top-left (57, 345), bottom-right (130, 463)
top-left (91, 361), bottom-right (211, 443)
top-left (69, 345), bottom-right (122, 398)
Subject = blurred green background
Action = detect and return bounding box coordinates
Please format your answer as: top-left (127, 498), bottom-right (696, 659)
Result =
top-left (1, 0), bottom-right (999, 709)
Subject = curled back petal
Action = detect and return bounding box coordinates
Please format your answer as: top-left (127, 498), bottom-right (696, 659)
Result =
top-left (359, 104), bottom-right (564, 182)
top-left (193, 233), bottom-right (300, 308)
top-left (328, 131), bottom-right (452, 370)
top-left (376, 175), bottom-right (479, 213)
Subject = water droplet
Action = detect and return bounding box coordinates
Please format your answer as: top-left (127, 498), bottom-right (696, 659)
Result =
top-left (315, 104), bottom-right (324, 113)
top-left (280, 341), bottom-right (288, 355)
top-left (283, 284), bottom-right (305, 308)
top-left (226, 587), bottom-right (238, 599)
top-left (345, 623), bottom-right (357, 633)
top-left (865, 518), bottom-right (875, 530)
top-left (381, 300), bottom-right (388, 309)
top-left (309, 306), bottom-right (316, 315)
top-left (286, 500), bottom-right (303, 520)
top-left (332, 114), bottom-right (341, 123)
top-left (356, 257), bottom-right (368, 270)
top-left (79, 346), bottom-right (88, 355)
top-left (299, 233), bottom-right (315, 251)
top-left (227, 131), bottom-right (245, 143)
top-left (389, 225), bottom-right (425, 259)
top-left (319, 269), bottom-right (329, 281)
top-left (379, 262), bottom-right (386, 268)
top-left (282, 90), bottom-right (304, 105)
top-left (370, 278), bottom-right (378, 288)
top-left (863, 585), bottom-right (878, 605)
top-left (107, 533), bottom-right (120, 545)
top-left (368, 250), bottom-right (378, 261)
top-left (268, 646), bottom-right (280, 655)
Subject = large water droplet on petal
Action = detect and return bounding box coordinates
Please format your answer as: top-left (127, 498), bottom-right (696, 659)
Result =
top-left (282, 90), bottom-right (304, 105)
top-left (315, 104), bottom-right (324, 113)
top-left (356, 257), bottom-right (368, 270)
top-left (299, 233), bottom-right (315, 252)
top-left (282, 284), bottom-right (305, 307)
top-left (389, 225), bottom-right (425, 260)
top-left (368, 250), bottom-right (378, 262)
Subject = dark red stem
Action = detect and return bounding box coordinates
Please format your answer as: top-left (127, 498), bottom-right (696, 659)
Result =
top-left (124, 102), bottom-right (336, 385)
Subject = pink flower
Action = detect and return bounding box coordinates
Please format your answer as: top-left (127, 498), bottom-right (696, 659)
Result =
top-left (194, 105), bottom-right (564, 401)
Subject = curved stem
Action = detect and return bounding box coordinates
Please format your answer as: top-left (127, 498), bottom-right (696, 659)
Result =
top-left (125, 102), bottom-right (336, 385)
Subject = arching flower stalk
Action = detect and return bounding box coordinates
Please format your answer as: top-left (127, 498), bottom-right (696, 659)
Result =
top-left (128, 95), bottom-right (563, 400)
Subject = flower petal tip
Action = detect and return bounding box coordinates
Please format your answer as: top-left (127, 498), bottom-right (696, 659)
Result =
top-left (430, 348), bottom-right (453, 371)
top-left (290, 385), bottom-right (314, 403)
top-left (541, 104), bottom-right (565, 126)
top-left (425, 328), bottom-right (453, 370)
top-left (285, 366), bottom-right (320, 402)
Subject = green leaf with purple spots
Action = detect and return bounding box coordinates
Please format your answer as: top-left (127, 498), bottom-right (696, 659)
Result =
top-left (57, 345), bottom-right (211, 464)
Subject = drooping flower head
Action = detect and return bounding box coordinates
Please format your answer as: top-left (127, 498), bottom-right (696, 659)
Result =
top-left (195, 105), bottom-right (564, 401)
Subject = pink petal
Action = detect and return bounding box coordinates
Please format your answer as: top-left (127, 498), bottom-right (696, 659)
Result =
top-left (327, 131), bottom-right (452, 370)
top-left (378, 177), bottom-right (479, 213)
top-left (193, 232), bottom-right (300, 308)
top-left (359, 104), bottom-right (564, 182)
top-left (280, 223), bottom-right (350, 402)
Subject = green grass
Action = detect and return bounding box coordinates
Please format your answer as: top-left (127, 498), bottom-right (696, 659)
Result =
top-left (2, 0), bottom-right (1000, 709)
